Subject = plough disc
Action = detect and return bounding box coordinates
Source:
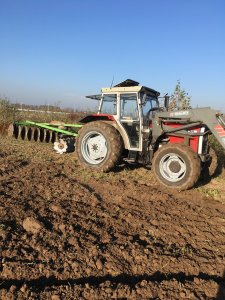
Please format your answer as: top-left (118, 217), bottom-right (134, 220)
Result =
top-left (11, 124), bottom-right (59, 143)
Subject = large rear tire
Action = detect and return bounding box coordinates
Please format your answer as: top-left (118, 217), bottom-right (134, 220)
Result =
top-left (75, 121), bottom-right (123, 172)
top-left (152, 143), bottom-right (201, 190)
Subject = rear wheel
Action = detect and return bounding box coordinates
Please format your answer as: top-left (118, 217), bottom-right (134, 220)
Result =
top-left (76, 121), bottom-right (123, 172)
top-left (152, 143), bottom-right (201, 190)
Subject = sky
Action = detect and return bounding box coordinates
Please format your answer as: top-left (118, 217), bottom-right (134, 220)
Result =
top-left (0, 0), bottom-right (225, 111)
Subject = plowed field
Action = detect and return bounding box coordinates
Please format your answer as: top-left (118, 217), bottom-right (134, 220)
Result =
top-left (0, 137), bottom-right (225, 299)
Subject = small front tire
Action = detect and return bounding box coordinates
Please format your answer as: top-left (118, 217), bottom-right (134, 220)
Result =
top-left (152, 143), bottom-right (201, 190)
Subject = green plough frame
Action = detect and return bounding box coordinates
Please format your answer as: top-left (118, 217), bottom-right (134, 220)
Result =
top-left (15, 120), bottom-right (83, 137)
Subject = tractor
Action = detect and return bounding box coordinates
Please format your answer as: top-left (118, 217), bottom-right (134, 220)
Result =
top-left (75, 79), bottom-right (225, 190)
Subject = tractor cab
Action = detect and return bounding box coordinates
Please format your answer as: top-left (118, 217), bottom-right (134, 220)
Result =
top-left (93, 79), bottom-right (160, 151)
top-left (86, 79), bottom-right (160, 151)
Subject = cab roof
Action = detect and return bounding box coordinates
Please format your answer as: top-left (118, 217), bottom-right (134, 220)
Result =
top-left (86, 79), bottom-right (160, 100)
top-left (102, 79), bottom-right (160, 97)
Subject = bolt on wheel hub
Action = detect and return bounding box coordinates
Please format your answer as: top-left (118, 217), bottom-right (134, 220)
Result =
top-left (81, 131), bottom-right (108, 164)
top-left (168, 161), bottom-right (181, 173)
top-left (159, 153), bottom-right (187, 182)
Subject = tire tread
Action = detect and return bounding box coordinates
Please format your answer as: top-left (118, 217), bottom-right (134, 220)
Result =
top-left (152, 143), bottom-right (201, 190)
top-left (76, 121), bottom-right (122, 172)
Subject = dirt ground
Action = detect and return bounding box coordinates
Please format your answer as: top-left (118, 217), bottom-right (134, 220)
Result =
top-left (0, 137), bottom-right (225, 299)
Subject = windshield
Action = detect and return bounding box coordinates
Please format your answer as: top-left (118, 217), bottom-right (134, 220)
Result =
top-left (140, 93), bottom-right (159, 126)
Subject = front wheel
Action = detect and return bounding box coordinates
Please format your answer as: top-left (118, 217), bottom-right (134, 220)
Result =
top-left (75, 121), bottom-right (123, 172)
top-left (207, 147), bottom-right (218, 177)
top-left (152, 144), bottom-right (201, 190)
top-left (201, 147), bottom-right (218, 179)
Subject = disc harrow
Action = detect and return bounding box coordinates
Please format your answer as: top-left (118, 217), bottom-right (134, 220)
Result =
top-left (8, 120), bottom-right (82, 145)
top-left (12, 124), bottom-right (57, 143)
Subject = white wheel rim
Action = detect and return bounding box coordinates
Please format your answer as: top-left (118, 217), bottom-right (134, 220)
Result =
top-left (81, 131), bottom-right (107, 165)
top-left (159, 153), bottom-right (187, 182)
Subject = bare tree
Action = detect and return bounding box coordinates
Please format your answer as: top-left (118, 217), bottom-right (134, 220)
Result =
top-left (169, 80), bottom-right (191, 111)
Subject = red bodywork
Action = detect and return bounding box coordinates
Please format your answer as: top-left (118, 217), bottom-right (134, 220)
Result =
top-left (79, 114), bottom-right (115, 123)
top-left (163, 122), bottom-right (203, 153)
top-left (214, 124), bottom-right (225, 137)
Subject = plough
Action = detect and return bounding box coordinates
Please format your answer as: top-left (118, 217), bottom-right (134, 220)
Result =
top-left (9, 120), bottom-right (82, 154)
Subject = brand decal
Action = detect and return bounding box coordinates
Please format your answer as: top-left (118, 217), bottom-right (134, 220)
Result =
top-left (170, 111), bottom-right (190, 117)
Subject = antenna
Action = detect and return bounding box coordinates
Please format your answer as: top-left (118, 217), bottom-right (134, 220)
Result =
top-left (110, 75), bottom-right (114, 88)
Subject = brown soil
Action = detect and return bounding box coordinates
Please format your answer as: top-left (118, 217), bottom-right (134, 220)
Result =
top-left (0, 137), bottom-right (225, 299)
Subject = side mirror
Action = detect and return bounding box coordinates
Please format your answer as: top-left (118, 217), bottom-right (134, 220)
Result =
top-left (164, 95), bottom-right (170, 111)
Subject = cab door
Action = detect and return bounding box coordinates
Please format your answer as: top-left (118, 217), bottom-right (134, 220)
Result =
top-left (119, 93), bottom-right (141, 150)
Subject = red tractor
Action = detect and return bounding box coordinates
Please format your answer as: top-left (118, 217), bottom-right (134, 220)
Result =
top-left (76, 79), bottom-right (225, 190)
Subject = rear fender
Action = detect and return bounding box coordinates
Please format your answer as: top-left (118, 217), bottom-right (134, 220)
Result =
top-left (79, 114), bottom-right (115, 123)
top-left (79, 114), bottom-right (129, 149)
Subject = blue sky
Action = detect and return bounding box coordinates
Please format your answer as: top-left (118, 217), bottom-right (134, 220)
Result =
top-left (0, 0), bottom-right (225, 111)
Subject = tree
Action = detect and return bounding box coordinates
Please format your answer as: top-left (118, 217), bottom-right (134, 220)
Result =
top-left (169, 80), bottom-right (191, 111)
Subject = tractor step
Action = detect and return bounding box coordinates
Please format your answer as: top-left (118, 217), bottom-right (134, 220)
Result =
top-left (127, 150), bottom-right (138, 162)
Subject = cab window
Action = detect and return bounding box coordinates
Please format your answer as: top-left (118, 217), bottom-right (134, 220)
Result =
top-left (120, 93), bottom-right (139, 120)
top-left (101, 94), bottom-right (117, 115)
top-left (141, 93), bottom-right (159, 126)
